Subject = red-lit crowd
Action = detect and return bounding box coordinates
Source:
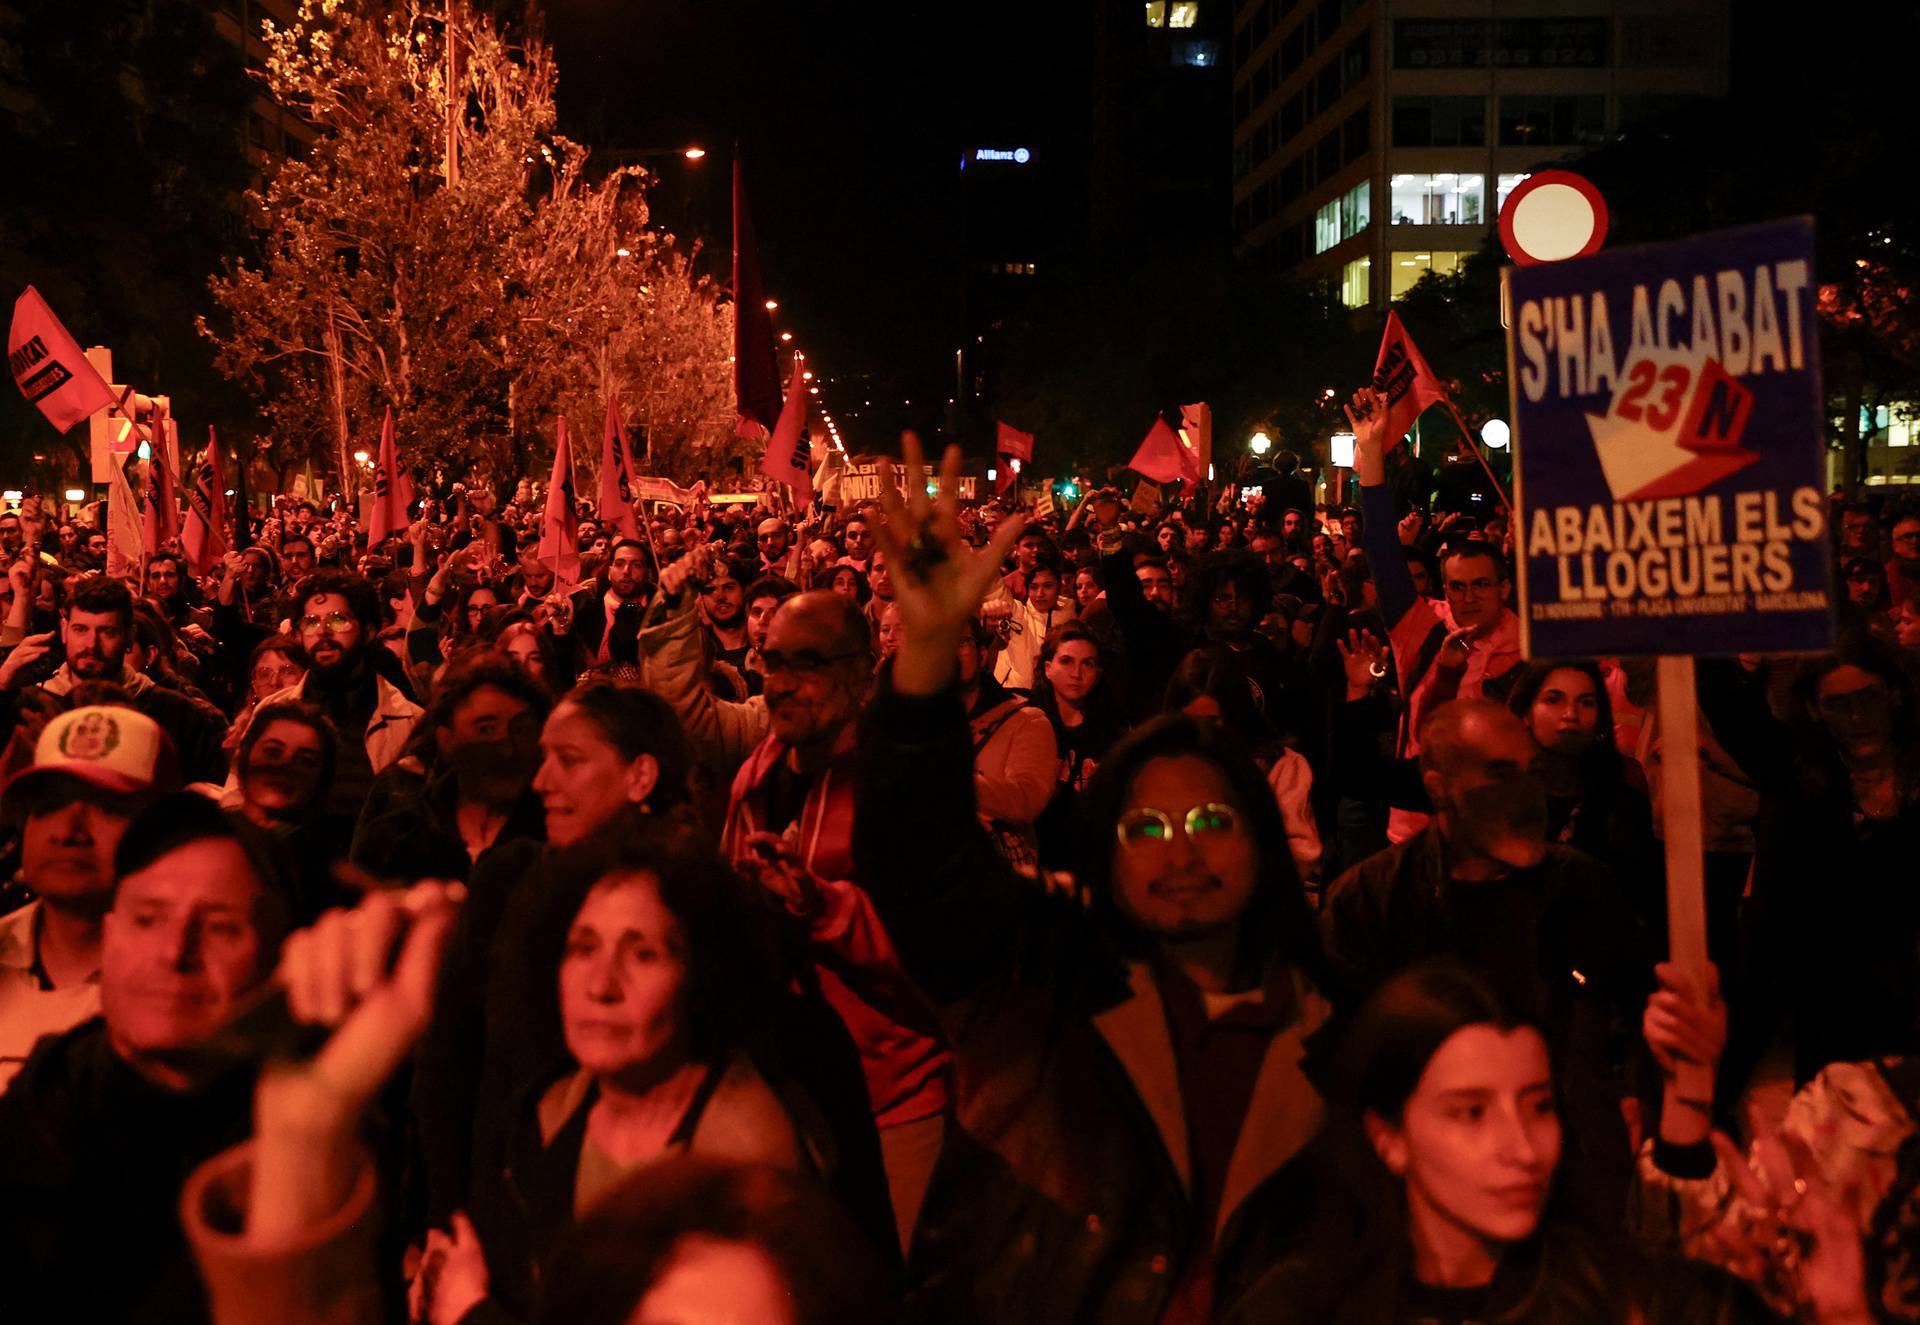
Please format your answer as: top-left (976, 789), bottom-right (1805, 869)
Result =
top-left (0, 392), bottom-right (1916, 1325)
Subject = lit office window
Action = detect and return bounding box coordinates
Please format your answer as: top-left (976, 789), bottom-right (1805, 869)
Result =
top-left (1314, 180), bottom-right (1370, 253)
top-left (1168, 1), bottom-right (1200, 28)
top-left (1341, 256), bottom-right (1371, 308)
top-left (1495, 173), bottom-right (1531, 215)
top-left (1893, 407), bottom-right (1918, 448)
top-left (1145, 2), bottom-right (1166, 27)
top-left (1389, 250), bottom-right (1475, 299)
top-left (1389, 173), bottom-right (1484, 226)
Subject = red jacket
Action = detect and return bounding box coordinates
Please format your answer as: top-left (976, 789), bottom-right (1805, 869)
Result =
top-left (722, 732), bottom-right (951, 1129)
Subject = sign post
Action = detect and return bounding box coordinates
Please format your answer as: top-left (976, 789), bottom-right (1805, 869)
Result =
top-left (1503, 217), bottom-right (1833, 1101)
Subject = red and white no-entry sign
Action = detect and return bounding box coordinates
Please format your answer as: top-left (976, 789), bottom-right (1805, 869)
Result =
top-left (1498, 170), bottom-right (1609, 266)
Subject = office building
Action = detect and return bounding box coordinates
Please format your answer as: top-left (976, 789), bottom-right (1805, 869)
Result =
top-left (1229, 1), bottom-right (1729, 305)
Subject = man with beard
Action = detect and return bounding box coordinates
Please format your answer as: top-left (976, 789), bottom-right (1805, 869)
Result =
top-left (0, 578), bottom-right (230, 782)
top-left (1886, 512), bottom-right (1920, 604)
top-left (566, 539), bottom-right (652, 672)
top-left (351, 655), bottom-right (547, 882)
top-left (0, 706), bottom-right (178, 1087)
top-left (1320, 696), bottom-right (1648, 1229)
top-left (699, 555), bottom-right (754, 679)
top-left (511, 545), bottom-right (556, 609)
top-left (241, 570), bottom-right (422, 821)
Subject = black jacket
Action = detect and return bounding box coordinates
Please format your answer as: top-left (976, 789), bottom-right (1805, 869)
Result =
top-left (854, 683), bottom-right (1328, 1325)
top-left (0, 1019), bottom-right (255, 1324)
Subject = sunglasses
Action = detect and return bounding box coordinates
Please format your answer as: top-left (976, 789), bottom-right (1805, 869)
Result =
top-left (1115, 802), bottom-right (1241, 851)
top-left (299, 611), bottom-right (356, 633)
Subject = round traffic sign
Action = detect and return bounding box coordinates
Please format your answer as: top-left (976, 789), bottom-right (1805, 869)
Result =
top-left (1498, 170), bottom-right (1609, 266)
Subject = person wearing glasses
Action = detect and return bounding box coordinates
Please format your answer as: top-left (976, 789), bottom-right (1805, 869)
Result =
top-left (637, 562), bottom-right (951, 1254)
top-left (234, 570), bottom-right (422, 821)
top-left (854, 438), bottom-right (1328, 1325)
top-left (1345, 385), bottom-right (1524, 847)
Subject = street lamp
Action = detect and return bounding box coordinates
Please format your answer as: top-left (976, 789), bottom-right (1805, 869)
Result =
top-left (1482, 418), bottom-right (1511, 450)
top-left (353, 449), bottom-right (371, 465)
top-left (1249, 431), bottom-right (1272, 456)
top-left (764, 298), bottom-right (779, 312)
top-left (682, 146), bottom-right (708, 161)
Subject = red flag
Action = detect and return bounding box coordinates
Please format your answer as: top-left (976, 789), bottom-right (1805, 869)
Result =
top-left (1371, 311), bottom-right (1447, 445)
top-left (1127, 417), bottom-right (1193, 486)
top-left (183, 426), bottom-right (230, 574)
top-left (996, 460), bottom-right (1019, 498)
top-left (599, 395), bottom-right (641, 541)
top-left (759, 354), bottom-right (813, 505)
top-left (8, 286), bottom-right (115, 433)
top-left (143, 455), bottom-right (182, 551)
top-left (732, 159), bottom-right (782, 439)
top-left (1178, 402), bottom-right (1212, 478)
top-left (995, 421), bottom-right (1034, 464)
top-left (539, 416), bottom-right (581, 587)
top-left (364, 407), bottom-right (412, 545)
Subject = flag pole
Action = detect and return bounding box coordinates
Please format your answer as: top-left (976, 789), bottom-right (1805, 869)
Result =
top-left (1436, 397), bottom-right (1513, 518)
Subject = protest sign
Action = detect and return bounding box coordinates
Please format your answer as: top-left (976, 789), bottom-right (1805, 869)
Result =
top-left (1505, 217), bottom-right (1833, 658)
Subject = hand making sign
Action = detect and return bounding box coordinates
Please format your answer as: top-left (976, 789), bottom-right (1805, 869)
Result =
top-left (1504, 217), bottom-right (1833, 658)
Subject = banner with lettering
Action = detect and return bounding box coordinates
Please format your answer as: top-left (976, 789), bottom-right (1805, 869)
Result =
top-left (1505, 217), bottom-right (1832, 657)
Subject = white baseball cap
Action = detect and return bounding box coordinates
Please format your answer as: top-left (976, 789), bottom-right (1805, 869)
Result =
top-left (2, 705), bottom-right (181, 816)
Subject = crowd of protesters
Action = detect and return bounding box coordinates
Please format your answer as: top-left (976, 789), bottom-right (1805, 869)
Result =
top-left (0, 396), bottom-right (1916, 1325)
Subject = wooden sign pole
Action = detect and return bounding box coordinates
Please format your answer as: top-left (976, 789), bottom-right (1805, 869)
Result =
top-left (1656, 654), bottom-right (1713, 1103)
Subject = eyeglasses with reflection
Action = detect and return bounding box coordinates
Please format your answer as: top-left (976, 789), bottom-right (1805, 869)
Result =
top-left (759, 648), bottom-right (865, 680)
top-left (1114, 802), bottom-right (1242, 851)
top-left (298, 611), bottom-right (356, 634)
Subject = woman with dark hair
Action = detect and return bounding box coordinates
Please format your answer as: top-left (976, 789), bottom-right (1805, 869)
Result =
top-left (412, 680), bottom-right (700, 1228)
top-left (1229, 961), bottom-right (1801, 1324)
top-left (1505, 660), bottom-right (1662, 931)
top-left (813, 562), bottom-right (872, 607)
top-left (1704, 633), bottom-right (1920, 1093)
top-left (495, 611), bottom-right (563, 686)
top-left (413, 840), bottom-right (826, 1324)
top-left (1028, 620), bottom-right (1124, 869)
top-left (855, 440), bottom-right (1327, 1324)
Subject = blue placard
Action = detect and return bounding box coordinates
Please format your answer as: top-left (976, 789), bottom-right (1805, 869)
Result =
top-left (1505, 217), bottom-right (1834, 658)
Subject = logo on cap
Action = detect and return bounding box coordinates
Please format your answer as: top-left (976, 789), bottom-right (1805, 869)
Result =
top-left (58, 711), bottom-right (121, 762)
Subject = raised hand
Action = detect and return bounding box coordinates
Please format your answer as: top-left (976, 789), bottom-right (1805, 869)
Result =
top-left (1333, 628), bottom-right (1386, 702)
top-left (875, 432), bottom-right (1025, 696)
top-left (248, 882), bottom-right (463, 1242)
top-left (1343, 385), bottom-right (1391, 487)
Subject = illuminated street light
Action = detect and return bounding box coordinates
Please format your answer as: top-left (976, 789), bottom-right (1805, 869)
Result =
top-left (1249, 431), bottom-right (1272, 456)
top-left (780, 331), bottom-right (793, 342)
top-left (1481, 418), bottom-right (1511, 450)
top-left (353, 449), bottom-right (371, 464)
top-left (683, 146), bottom-right (707, 160)
top-left (615, 247), bottom-right (631, 258)
top-left (64, 488), bottom-right (86, 502)
top-left (801, 371), bottom-right (814, 381)
top-left (764, 298), bottom-right (779, 312)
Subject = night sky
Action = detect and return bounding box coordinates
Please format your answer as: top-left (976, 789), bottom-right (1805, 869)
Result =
top-left (543, 1), bottom-right (1092, 452)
